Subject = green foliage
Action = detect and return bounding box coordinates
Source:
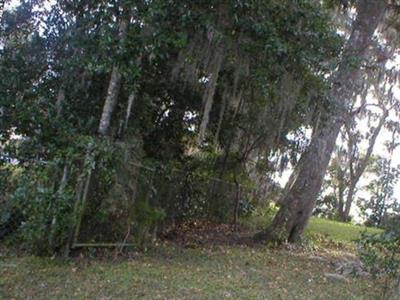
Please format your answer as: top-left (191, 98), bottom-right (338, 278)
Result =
top-left (314, 195), bottom-right (342, 221)
top-left (137, 151), bottom-right (258, 225)
top-left (131, 199), bottom-right (166, 247)
top-left (0, 0), bottom-right (346, 254)
top-left (1, 164), bottom-right (74, 255)
top-left (357, 157), bottom-right (400, 227)
top-left (241, 202), bottom-right (280, 230)
top-left (358, 228), bottom-right (400, 297)
top-left (0, 135), bottom-right (126, 254)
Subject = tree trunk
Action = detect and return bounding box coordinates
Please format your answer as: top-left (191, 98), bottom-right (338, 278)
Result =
top-left (98, 66), bottom-right (122, 136)
top-left (341, 184), bottom-right (356, 221)
top-left (341, 108), bottom-right (388, 221)
top-left (55, 88), bottom-right (65, 119)
top-left (337, 168), bottom-right (345, 217)
top-left (117, 92), bottom-right (135, 138)
top-left (214, 88), bottom-right (227, 146)
top-left (98, 19), bottom-right (128, 136)
top-left (255, 0), bottom-right (386, 243)
top-left (124, 92), bottom-right (135, 131)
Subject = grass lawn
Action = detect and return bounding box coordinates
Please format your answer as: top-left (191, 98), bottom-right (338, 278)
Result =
top-left (0, 218), bottom-right (386, 299)
top-left (306, 217), bottom-right (383, 243)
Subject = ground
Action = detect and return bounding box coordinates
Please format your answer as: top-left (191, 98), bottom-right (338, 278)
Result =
top-left (0, 218), bottom-right (386, 299)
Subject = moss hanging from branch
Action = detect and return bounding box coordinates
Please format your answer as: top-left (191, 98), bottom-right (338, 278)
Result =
top-left (197, 43), bottom-right (224, 146)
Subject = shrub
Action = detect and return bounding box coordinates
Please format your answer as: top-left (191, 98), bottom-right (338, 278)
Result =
top-left (1, 164), bottom-right (75, 255)
top-left (241, 202), bottom-right (279, 230)
top-left (358, 227), bottom-right (400, 298)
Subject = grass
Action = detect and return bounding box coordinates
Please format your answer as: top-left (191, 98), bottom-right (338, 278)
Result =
top-left (1, 244), bottom-right (382, 299)
top-left (0, 218), bottom-right (386, 299)
top-left (306, 217), bottom-right (383, 243)
top-left (242, 208), bottom-right (383, 245)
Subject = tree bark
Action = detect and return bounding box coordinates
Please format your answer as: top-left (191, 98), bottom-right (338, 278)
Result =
top-left (255, 0), bottom-right (387, 243)
top-left (98, 19), bottom-right (128, 136)
top-left (124, 92), bottom-right (135, 131)
top-left (55, 88), bottom-right (65, 119)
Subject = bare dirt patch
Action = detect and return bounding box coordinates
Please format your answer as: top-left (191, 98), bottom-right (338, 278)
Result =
top-left (162, 222), bottom-right (257, 248)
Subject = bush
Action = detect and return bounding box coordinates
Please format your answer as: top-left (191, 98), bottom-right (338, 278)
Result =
top-left (142, 153), bottom-right (257, 225)
top-left (1, 139), bottom-right (261, 254)
top-left (241, 202), bottom-right (279, 230)
top-left (358, 227), bottom-right (400, 298)
top-left (1, 164), bottom-right (75, 255)
top-left (0, 136), bottom-right (113, 255)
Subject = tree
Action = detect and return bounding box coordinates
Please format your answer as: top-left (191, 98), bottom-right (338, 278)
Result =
top-left (2, 0), bottom-right (387, 253)
top-left (316, 33), bottom-right (400, 222)
top-left (358, 127), bottom-right (400, 227)
top-left (255, 0), bottom-right (387, 243)
top-left (318, 84), bottom-right (394, 221)
top-left (358, 157), bottom-right (400, 227)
